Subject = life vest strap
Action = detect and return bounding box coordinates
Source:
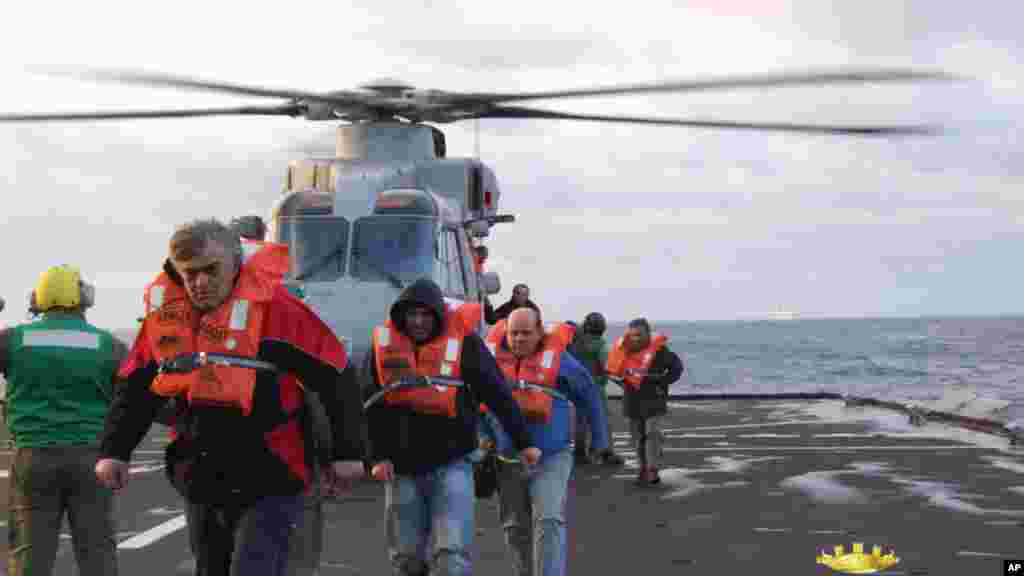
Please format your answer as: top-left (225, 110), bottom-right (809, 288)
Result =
top-left (158, 352), bottom-right (279, 375)
top-left (363, 376), bottom-right (466, 411)
top-left (509, 380), bottom-right (568, 402)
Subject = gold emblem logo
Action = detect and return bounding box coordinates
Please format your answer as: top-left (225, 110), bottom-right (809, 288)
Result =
top-left (816, 542), bottom-right (899, 574)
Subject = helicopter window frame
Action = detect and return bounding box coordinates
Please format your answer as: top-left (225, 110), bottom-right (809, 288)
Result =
top-left (455, 227), bottom-right (479, 300)
top-left (442, 226), bottom-right (467, 298)
top-left (274, 213), bottom-right (350, 283)
top-left (351, 214), bottom-right (437, 287)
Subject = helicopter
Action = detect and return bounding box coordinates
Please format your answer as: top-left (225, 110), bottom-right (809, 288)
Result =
top-left (0, 66), bottom-right (961, 576)
top-left (0, 66), bottom-right (957, 360)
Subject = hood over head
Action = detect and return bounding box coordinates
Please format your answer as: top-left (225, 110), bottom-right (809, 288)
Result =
top-left (389, 277), bottom-right (446, 341)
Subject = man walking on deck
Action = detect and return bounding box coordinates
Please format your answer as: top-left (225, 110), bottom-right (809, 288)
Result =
top-left (605, 318), bottom-right (683, 485)
top-left (481, 307), bottom-right (611, 576)
top-left (95, 218), bottom-right (367, 576)
top-left (570, 312), bottom-right (624, 466)
top-left (2, 265), bottom-right (127, 576)
top-left (491, 284), bottom-right (539, 324)
top-left (363, 277), bottom-right (539, 575)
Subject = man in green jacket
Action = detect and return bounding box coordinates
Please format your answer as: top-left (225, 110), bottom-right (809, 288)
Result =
top-left (0, 265), bottom-right (128, 576)
top-left (570, 312), bottom-right (624, 465)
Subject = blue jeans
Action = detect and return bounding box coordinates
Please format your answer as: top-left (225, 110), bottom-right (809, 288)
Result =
top-left (386, 456), bottom-right (475, 575)
top-left (187, 493), bottom-right (305, 576)
top-left (496, 449), bottom-right (574, 576)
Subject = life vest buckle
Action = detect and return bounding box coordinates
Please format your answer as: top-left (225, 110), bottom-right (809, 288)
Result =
top-left (159, 353), bottom-right (200, 375)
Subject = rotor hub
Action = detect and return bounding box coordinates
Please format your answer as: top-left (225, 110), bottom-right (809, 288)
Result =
top-left (358, 77), bottom-right (416, 96)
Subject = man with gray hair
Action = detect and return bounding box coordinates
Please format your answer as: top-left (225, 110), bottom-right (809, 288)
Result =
top-left (230, 214), bottom-right (322, 575)
top-left (96, 218), bottom-right (367, 575)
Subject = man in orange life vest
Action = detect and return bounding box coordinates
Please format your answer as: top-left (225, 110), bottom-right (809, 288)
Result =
top-left (363, 277), bottom-right (539, 576)
top-left (231, 213), bottom-right (329, 576)
top-left (605, 317), bottom-right (683, 485)
top-left (94, 218), bottom-right (367, 576)
top-left (480, 307), bottom-right (611, 576)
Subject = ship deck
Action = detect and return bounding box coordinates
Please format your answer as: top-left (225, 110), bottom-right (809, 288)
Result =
top-left (2, 398), bottom-right (1022, 574)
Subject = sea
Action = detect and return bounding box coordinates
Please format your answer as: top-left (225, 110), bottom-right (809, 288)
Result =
top-left (5, 315), bottom-right (1022, 423)
top-left (603, 315), bottom-right (1024, 422)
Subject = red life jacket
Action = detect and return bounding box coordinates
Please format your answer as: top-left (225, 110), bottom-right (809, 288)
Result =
top-left (141, 265), bottom-right (312, 483)
top-left (443, 297), bottom-right (482, 334)
top-left (240, 238), bottom-right (291, 284)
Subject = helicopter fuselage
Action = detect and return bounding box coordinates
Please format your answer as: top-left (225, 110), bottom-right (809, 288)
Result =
top-left (268, 122), bottom-right (505, 362)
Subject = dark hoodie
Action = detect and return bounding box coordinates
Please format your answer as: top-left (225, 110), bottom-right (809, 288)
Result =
top-left (362, 278), bottom-right (531, 476)
top-left (491, 297), bottom-right (540, 324)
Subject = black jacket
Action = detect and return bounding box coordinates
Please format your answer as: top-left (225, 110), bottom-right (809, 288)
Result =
top-left (491, 298), bottom-right (540, 324)
top-left (363, 278), bottom-right (531, 476)
top-left (622, 345), bottom-right (684, 420)
top-left (99, 283), bottom-right (365, 502)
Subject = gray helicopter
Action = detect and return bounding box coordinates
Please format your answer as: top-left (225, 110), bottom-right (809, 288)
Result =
top-left (0, 66), bottom-right (959, 575)
top-left (0, 67), bottom-right (956, 359)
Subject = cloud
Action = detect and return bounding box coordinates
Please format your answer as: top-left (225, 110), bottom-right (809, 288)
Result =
top-left (1, 1), bottom-right (1022, 326)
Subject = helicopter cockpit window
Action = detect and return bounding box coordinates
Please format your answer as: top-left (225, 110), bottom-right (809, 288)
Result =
top-left (276, 215), bottom-right (350, 282)
top-left (443, 229), bottom-right (467, 297)
top-left (351, 215), bottom-right (435, 288)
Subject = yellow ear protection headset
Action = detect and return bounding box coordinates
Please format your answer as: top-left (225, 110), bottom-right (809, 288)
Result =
top-left (29, 265), bottom-right (95, 314)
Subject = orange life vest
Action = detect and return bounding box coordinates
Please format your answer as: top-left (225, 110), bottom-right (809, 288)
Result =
top-left (443, 298), bottom-right (482, 334)
top-left (371, 306), bottom-right (467, 418)
top-left (605, 333), bottom-right (668, 391)
top-left (484, 335), bottom-right (563, 423)
top-left (241, 239), bottom-right (291, 284)
top-left (142, 266), bottom-right (276, 416)
top-left (486, 319), bottom-right (573, 350)
top-left (548, 322), bottom-right (576, 348)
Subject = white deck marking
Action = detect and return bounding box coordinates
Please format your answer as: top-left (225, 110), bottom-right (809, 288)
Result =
top-left (661, 420), bottom-right (845, 433)
top-left (117, 514), bottom-right (187, 549)
top-left (663, 445), bottom-right (979, 452)
top-left (129, 464), bottom-right (165, 475)
top-left (955, 550), bottom-right (1013, 558)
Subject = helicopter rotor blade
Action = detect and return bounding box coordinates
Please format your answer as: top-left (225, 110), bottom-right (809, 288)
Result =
top-left (448, 68), bottom-right (961, 105)
top-left (471, 105), bottom-right (942, 136)
top-left (33, 67), bottom-right (367, 107)
top-left (0, 104), bottom-right (306, 123)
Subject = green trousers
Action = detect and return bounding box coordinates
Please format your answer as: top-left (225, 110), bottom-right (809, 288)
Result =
top-left (7, 444), bottom-right (118, 576)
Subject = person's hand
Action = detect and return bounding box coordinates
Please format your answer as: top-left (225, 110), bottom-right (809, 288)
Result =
top-left (519, 447), bottom-right (541, 467)
top-left (322, 460), bottom-right (365, 496)
top-left (370, 460), bottom-right (394, 482)
top-left (95, 458), bottom-right (130, 491)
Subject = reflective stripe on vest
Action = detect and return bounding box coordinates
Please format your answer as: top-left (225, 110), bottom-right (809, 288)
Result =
top-left (605, 333), bottom-right (668, 390)
top-left (372, 308), bottom-right (466, 418)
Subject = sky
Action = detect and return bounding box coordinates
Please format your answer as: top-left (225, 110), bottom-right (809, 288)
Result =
top-left (0, 0), bottom-right (1021, 329)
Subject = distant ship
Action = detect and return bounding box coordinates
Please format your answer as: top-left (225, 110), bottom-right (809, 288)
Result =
top-left (766, 308), bottom-right (800, 321)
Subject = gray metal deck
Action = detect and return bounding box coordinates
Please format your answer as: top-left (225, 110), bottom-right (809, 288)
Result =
top-left (2, 398), bottom-right (1022, 574)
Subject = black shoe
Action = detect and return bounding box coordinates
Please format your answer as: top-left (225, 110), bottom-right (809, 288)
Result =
top-left (597, 450), bottom-right (625, 467)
